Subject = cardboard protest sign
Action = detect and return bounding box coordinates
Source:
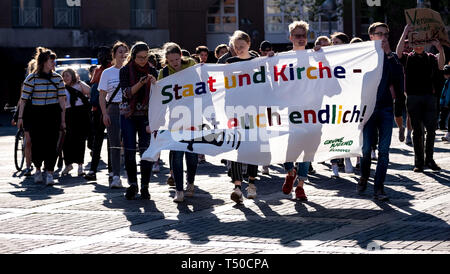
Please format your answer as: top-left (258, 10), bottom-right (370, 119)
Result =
top-left (405, 8), bottom-right (450, 47)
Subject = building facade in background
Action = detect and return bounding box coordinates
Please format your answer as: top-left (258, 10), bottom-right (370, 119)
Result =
top-left (1, 0), bottom-right (448, 108)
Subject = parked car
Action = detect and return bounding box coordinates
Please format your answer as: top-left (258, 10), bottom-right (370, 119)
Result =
top-left (55, 57), bottom-right (98, 84)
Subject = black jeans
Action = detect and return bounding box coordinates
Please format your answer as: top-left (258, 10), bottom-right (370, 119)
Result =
top-left (172, 151), bottom-right (198, 191)
top-left (407, 95), bottom-right (438, 167)
top-left (63, 105), bottom-right (90, 165)
top-left (121, 115), bottom-right (153, 187)
top-left (29, 104), bottom-right (61, 172)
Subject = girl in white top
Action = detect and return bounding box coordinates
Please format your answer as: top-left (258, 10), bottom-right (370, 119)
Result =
top-left (98, 41), bottom-right (129, 188)
top-left (61, 68), bottom-right (91, 177)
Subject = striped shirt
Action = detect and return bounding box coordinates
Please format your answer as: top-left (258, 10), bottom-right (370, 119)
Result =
top-left (21, 73), bottom-right (66, 105)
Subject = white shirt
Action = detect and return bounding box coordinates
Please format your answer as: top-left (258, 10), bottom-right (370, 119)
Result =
top-left (65, 83), bottom-right (85, 109)
top-left (98, 66), bottom-right (123, 103)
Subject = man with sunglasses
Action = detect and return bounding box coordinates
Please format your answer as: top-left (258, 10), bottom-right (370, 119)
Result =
top-left (357, 22), bottom-right (406, 201)
top-left (280, 21), bottom-right (312, 201)
top-left (396, 24), bottom-right (446, 173)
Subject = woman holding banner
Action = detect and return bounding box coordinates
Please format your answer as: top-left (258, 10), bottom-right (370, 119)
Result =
top-left (225, 30), bottom-right (260, 203)
top-left (158, 42), bottom-right (198, 203)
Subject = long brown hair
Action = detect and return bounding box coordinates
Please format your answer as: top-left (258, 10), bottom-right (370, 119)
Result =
top-left (111, 41), bottom-right (129, 65)
top-left (62, 68), bottom-right (79, 86)
top-left (125, 41), bottom-right (149, 65)
top-left (33, 46), bottom-right (57, 74)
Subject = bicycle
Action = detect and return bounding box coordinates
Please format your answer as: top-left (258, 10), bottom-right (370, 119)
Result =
top-left (14, 127), bottom-right (26, 171)
top-left (4, 105), bottom-right (26, 171)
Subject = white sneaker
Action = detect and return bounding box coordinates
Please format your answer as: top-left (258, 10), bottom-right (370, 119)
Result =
top-left (442, 132), bottom-right (450, 142)
top-left (62, 164), bottom-right (73, 176)
top-left (230, 187), bottom-right (244, 204)
top-left (34, 170), bottom-right (43, 183)
top-left (331, 164), bottom-right (339, 178)
top-left (262, 166), bottom-right (270, 175)
top-left (185, 183), bottom-right (195, 197)
top-left (152, 162), bottom-right (160, 173)
top-left (110, 176), bottom-right (123, 189)
top-left (77, 165), bottom-right (84, 176)
top-left (45, 173), bottom-right (55, 186)
top-left (246, 184), bottom-right (257, 199)
top-left (173, 191), bottom-right (184, 203)
top-left (344, 158), bottom-right (354, 173)
top-left (371, 150), bottom-right (377, 160)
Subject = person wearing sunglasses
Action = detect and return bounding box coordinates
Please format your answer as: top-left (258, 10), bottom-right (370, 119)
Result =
top-left (280, 21), bottom-right (312, 202)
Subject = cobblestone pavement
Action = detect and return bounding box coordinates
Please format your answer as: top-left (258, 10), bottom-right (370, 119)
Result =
top-left (0, 125), bottom-right (449, 254)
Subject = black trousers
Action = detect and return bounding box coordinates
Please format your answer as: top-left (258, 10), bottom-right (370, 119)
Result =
top-left (63, 105), bottom-right (90, 165)
top-left (88, 108), bottom-right (111, 173)
top-left (407, 95), bottom-right (438, 167)
top-left (29, 104), bottom-right (61, 172)
top-left (230, 162), bottom-right (258, 182)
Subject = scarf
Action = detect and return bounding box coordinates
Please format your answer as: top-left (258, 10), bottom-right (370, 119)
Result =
top-left (127, 61), bottom-right (152, 116)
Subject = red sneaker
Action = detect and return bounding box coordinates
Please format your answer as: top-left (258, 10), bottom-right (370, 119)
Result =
top-left (295, 186), bottom-right (308, 201)
top-left (282, 169), bottom-right (297, 194)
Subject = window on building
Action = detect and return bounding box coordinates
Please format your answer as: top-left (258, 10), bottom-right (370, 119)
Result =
top-left (207, 0), bottom-right (238, 33)
top-left (12, 0), bottom-right (42, 27)
top-left (54, 0), bottom-right (81, 28)
top-left (264, 0), bottom-right (304, 33)
top-left (265, 0), bottom-right (343, 43)
top-left (131, 0), bottom-right (156, 29)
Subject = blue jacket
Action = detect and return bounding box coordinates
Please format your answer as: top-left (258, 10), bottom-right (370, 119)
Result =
top-left (441, 79), bottom-right (450, 107)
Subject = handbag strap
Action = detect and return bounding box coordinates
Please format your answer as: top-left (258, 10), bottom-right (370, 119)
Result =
top-left (106, 85), bottom-right (121, 108)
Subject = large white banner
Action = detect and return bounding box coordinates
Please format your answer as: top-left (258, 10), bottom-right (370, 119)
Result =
top-left (143, 41), bottom-right (384, 165)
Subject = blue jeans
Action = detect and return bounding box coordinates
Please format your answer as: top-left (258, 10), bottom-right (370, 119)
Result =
top-left (172, 151), bottom-right (198, 191)
top-left (360, 107), bottom-right (393, 192)
top-left (284, 162), bottom-right (310, 181)
top-left (120, 115), bottom-right (153, 187)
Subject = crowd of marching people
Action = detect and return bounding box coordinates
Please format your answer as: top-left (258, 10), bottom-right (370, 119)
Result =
top-left (13, 19), bottom-right (449, 204)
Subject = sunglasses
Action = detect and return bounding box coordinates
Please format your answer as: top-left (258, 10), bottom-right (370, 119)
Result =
top-left (291, 34), bottom-right (307, 39)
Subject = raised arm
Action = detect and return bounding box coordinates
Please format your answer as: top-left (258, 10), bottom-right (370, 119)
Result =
top-left (431, 40), bottom-right (446, 70)
top-left (396, 24), bottom-right (413, 59)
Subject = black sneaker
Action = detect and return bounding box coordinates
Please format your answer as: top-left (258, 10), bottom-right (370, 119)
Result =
top-left (84, 172), bottom-right (97, 181)
top-left (413, 166), bottom-right (424, 173)
top-left (357, 178), bottom-right (368, 194)
top-left (140, 188), bottom-right (150, 200)
top-left (125, 185), bottom-right (139, 200)
top-left (373, 190), bottom-right (389, 202)
top-left (425, 160), bottom-right (441, 171)
top-left (166, 176), bottom-right (175, 187)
